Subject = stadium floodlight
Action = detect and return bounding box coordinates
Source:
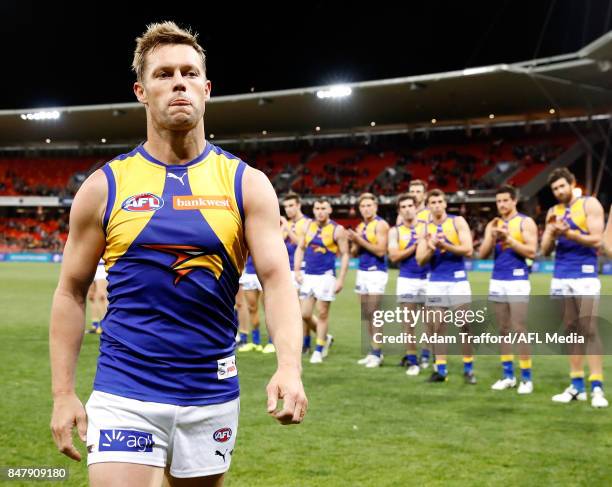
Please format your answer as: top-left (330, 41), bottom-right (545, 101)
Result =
top-left (370, 121), bottom-right (376, 127)
top-left (573, 187), bottom-right (583, 198)
top-left (101, 138), bottom-right (107, 144)
top-left (316, 85), bottom-right (352, 99)
top-left (315, 126), bottom-right (321, 132)
top-left (489, 113), bottom-right (495, 119)
top-left (549, 108), bottom-right (556, 114)
top-left (45, 138), bottom-right (51, 144)
top-left (22, 110), bottom-right (61, 121)
top-left (431, 118), bottom-right (437, 124)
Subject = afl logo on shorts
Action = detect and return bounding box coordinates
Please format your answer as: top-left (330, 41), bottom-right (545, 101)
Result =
top-left (122, 193), bottom-right (164, 212)
top-left (213, 428), bottom-right (232, 443)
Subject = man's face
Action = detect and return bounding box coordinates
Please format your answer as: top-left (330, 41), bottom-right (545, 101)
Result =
top-left (134, 44), bottom-right (211, 131)
top-left (428, 195), bottom-right (447, 217)
top-left (313, 202), bottom-right (332, 222)
top-left (496, 192), bottom-right (516, 216)
top-left (550, 178), bottom-right (574, 204)
top-left (359, 199), bottom-right (377, 220)
top-left (408, 184), bottom-right (426, 206)
top-left (282, 199), bottom-right (300, 219)
top-left (398, 198), bottom-right (416, 222)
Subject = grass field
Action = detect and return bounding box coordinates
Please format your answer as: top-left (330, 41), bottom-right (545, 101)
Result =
top-left (1, 262), bottom-right (611, 486)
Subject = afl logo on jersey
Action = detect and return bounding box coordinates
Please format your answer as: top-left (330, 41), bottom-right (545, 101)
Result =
top-left (122, 193), bottom-right (164, 212)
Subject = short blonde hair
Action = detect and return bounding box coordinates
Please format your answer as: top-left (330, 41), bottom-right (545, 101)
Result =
top-left (132, 21), bottom-right (206, 82)
top-left (358, 192), bottom-right (377, 204)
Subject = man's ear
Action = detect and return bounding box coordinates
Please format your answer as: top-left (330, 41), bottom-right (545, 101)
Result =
top-left (204, 79), bottom-right (212, 101)
top-left (134, 81), bottom-right (147, 105)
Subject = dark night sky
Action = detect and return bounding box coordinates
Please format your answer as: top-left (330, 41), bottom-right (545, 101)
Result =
top-left (3, 0), bottom-right (612, 109)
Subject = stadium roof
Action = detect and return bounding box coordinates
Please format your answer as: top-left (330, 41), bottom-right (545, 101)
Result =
top-left (3, 31), bottom-right (612, 147)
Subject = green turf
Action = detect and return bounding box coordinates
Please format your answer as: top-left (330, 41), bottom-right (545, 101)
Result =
top-left (0, 263), bottom-right (611, 486)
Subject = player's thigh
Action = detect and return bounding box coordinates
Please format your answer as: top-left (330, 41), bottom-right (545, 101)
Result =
top-left (95, 279), bottom-right (108, 300)
top-left (300, 295), bottom-right (316, 318)
top-left (87, 281), bottom-right (97, 301)
top-left (89, 462), bottom-right (165, 487)
top-left (244, 289), bottom-right (260, 309)
top-left (163, 471), bottom-right (224, 487)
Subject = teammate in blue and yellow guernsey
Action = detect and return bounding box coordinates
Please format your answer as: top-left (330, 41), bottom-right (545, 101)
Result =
top-left (349, 193), bottom-right (390, 368)
top-left (408, 179), bottom-right (432, 367)
top-left (416, 189), bottom-right (476, 384)
top-left (294, 197), bottom-right (350, 364)
top-left (49, 22), bottom-right (307, 486)
top-left (409, 179), bottom-right (431, 225)
top-left (479, 185), bottom-right (537, 394)
top-left (388, 194), bottom-right (429, 376)
top-left (541, 168), bottom-right (608, 408)
top-left (281, 192), bottom-right (313, 353)
top-left (237, 254), bottom-right (272, 353)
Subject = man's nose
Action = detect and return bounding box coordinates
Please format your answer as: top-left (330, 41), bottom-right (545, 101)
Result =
top-left (172, 71), bottom-right (187, 91)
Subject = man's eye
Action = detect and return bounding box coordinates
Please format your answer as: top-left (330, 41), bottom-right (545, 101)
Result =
top-left (158, 72), bottom-right (170, 78)
top-left (187, 71), bottom-right (198, 77)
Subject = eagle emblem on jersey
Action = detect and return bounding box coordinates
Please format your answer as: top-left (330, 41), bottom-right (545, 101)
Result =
top-left (140, 244), bottom-right (223, 285)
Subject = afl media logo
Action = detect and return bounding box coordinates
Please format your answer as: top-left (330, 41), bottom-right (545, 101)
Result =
top-left (122, 193), bottom-right (164, 212)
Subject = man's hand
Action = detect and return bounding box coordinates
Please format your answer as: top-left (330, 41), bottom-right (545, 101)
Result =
top-left (346, 229), bottom-right (358, 242)
top-left (334, 279), bottom-right (344, 294)
top-left (294, 271), bottom-right (304, 285)
top-left (266, 367), bottom-right (308, 425)
top-left (50, 393), bottom-right (87, 461)
top-left (426, 233), bottom-right (437, 251)
top-left (492, 226), bottom-right (508, 241)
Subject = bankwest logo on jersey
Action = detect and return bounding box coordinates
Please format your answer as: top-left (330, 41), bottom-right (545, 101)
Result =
top-left (98, 429), bottom-right (154, 453)
top-left (173, 195), bottom-right (233, 211)
top-left (122, 193), bottom-right (164, 212)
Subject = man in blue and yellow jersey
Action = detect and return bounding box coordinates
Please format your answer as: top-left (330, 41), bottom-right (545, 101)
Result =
top-left (479, 185), bottom-right (537, 395)
top-left (409, 179), bottom-right (431, 224)
top-left (85, 259), bottom-right (108, 335)
top-left (281, 192), bottom-right (314, 353)
top-left (408, 179), bottom-right (432, 368)
top-left (348, 193), bottom-right (389, 368)
top-left (388, 194), bottom-right (428, 376)
top-left (294, 197), bottom-right (350, 364)
top-left (49, 21), bottom-right (307, 486)
top-left (416, 189), bottom-right (476, 384)
top-left (541, 168), bottom-right (607, 408)
top-left (237, 254), bottom-right (270, 353)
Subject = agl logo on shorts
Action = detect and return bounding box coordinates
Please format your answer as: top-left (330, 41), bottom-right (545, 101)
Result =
top-left (122, 193), bottom-right (164, 212)
top-left (213, 428), bottom-right (232, 443)
top-left (99, 429), bottom-right (154, 452)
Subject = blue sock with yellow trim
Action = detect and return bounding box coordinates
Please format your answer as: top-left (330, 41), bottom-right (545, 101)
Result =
top-left (421, 349), bottom-right (431, 361)
top-left (571, 371), bottom-right (585, 393)
top-left (252, 329), bottom-right (261, 345)
top-left (519, 359), bottom-right (532, 381)
top-left (315, 338), bottom-right (326, 353)
top-left (372, 348), bottom-right (382, 358)
top-left (589, 374), bottom-right (604, 391)
top-left (501, 355), bottom-right (514, 379)
top-left (463, 356), bottom-right (474, 374)
top-left (91, 321), bottom-right (99, 330)
top-left (268, 336), bottom-right (273, 344)
top-left (303, 335), bottom-right (311, 349)
top-left (436, 359), bottom-right (447, 377)
top-left (239, 332), bottom-right (248, 345)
